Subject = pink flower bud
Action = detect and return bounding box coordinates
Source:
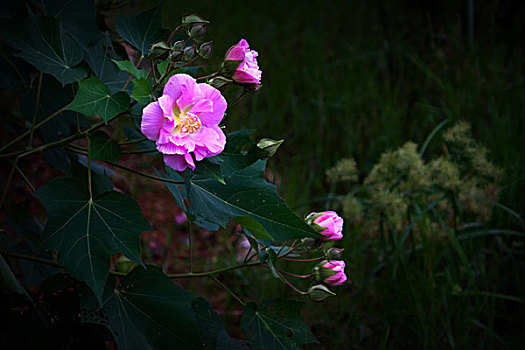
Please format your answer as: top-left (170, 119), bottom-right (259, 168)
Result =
top-left (224, 39), bottom-right (262, 84)
top-left (317, 260), bottom-right (347, 286)
top-left (309, 211), bottom-right (344, 241)
top-left (175, 211), bottom-right (187, 224)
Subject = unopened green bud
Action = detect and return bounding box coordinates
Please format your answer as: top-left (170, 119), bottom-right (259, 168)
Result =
top-left (171, 49), bottom-right (184, 63)
top-left (308, 284), bottom-right (336, 302)
top-left (115, 256), bottom-right (139, 274)
top-left (305, 212), bottom-right (323, 225)
top-left (257, 138), bottom-right (284, 157)
top-left (301, 237), bottom-right (321, 250)
top-left (208, 76), bottom-right (232, 89)
top-left (181, 13), bottom-right (210, 26)
top-left (187, 23), bottom-right (207, 39)
top-left (198, 41), bottom-right (213, 59)
top-left (325, 247), bottom-right (344, 260)
top-left (184, 45), bottom-right (196, 61)
top-left (149, 41), bottom-right (170, 60)
top-left (172, 40), bottom-right (185, 51)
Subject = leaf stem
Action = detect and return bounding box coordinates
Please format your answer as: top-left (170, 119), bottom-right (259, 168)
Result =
top-left (14, 163), bottom-right (36, 192)
top-left (211, 275), bottom-right (246, 306)
top-left (28, 72), bottom-right (43, 148)
top-left (274, 269), bottom-right (308, 295)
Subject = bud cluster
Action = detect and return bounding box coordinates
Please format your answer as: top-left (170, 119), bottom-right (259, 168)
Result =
top-left (148, 13), bottom-right (213, 64)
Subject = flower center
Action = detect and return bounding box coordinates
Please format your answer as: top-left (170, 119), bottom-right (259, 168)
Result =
top-left (172, 114), bottom-right (202, 135)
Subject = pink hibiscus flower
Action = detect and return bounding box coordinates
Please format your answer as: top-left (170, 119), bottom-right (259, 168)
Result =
top-left (141, 74), bottom-right (227, 171)
top-left (321, 260), bottom-right (347, 286)
top-left (225, 39), bottom-right (262, 84)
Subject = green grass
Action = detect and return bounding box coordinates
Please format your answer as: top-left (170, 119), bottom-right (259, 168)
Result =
top-left (158, 1), bottom-right (525, 348)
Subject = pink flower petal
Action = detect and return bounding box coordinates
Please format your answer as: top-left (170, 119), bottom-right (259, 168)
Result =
top-left (140, 102), bottom-right (164, 141)
top-left (188, 98), bottom-right (214, 115)
top-left (184, 153), bottom-right (195, 170)
top-left (232, 68), bottom-right (262, 84)
top-left (193, 126), bottom-right (226, 156)
top-left (163, 74), bottom-right (197, 103)
top-left (196, 83), bottom-right (227, 126)
top-left (158, 94), bottom-right (176, 117)
top-left (164, 154), bottom-right (188, 171)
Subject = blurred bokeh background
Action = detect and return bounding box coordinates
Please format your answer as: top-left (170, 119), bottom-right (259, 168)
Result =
top-left (92, 0), bottom-right (525, 348)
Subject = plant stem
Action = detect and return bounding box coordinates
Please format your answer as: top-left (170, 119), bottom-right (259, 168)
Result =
top-left (196, 72), bottom-right (219, 81)
top-left (279, 270), bottom-right (312, 279)
top-left (3, 250), bottom-right (262, 279)
top-left (119, 137), bottom-right (148, 145)
top-left (0, 157), bottom-right (18, 211)
top-left (2, 251), bottom-right (62, 268)
top-left (188, 221), bottom-right (193, 273)
top-left (105, 160), bottom-right (185, 184)
top-left (14, 163), bottom-right (36, 192)
top-left (28, 72), bottom-right (43, 148)
top-left (274, 269), bottom-right (308, 295)
top-left (1, 102), bottom-right (136, 161)
top-left (211, 275), bottom-right (246, 306)
top-left (87, 137), bottom-right (93, 200)
top-left (280, 257), bottom-right (324, 262)
top-left (166, 25), bottom-right (182, 44)
top-left (0, 105), bottom-right (68, 153)
top-left (121, 148), bottom-right (158, 154)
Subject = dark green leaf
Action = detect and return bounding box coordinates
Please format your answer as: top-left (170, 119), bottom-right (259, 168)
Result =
top-left (0, 255), bottom-right (31, 299)
top-left (131, 78), bottom-right (153, 105)
top-left (115, 5), bottom-right (167, 56)
top-left (20, 75), bottom-right (80, 144)
top-left (68, 77), bottom-right (130, 123)
top-left (85, 34), bottom-right (131, 94)
top-left (34, 177), bottom-right (151, 303)
top-left (81, 266), bottom-right (202, 349)
top-left (266, 249), bottom-right (281, 280)
top-left (194, 157), bottom-right (226, 184)
top-left (122, 126), bottom-right (158, 155)
top-left (37, 0), bottom-right (102, 49)
top-left (185, 160), bottom-right (321, 242)
top-left (192, 297), bottom-right (222, 350)
top-left (219, 130), bottom-right (268, 175)
top-left (192, 297), bottom-right (249, 350)
top-left (241, 299), bottom-right (318, 350)
top-left (159, 167), bottom-right (220, 231)
top-left (3, 14), bottom-right (86, 85)
top-left (89, 131), bottom-right (121, 162)
top-left (71, 154), bottom-right (118, 196)
top-left (113, 60), bottom-right (148, 79)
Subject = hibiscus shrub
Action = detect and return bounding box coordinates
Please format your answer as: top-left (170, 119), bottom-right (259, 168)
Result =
top-left (0, 2), bottom-right (347, 349)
